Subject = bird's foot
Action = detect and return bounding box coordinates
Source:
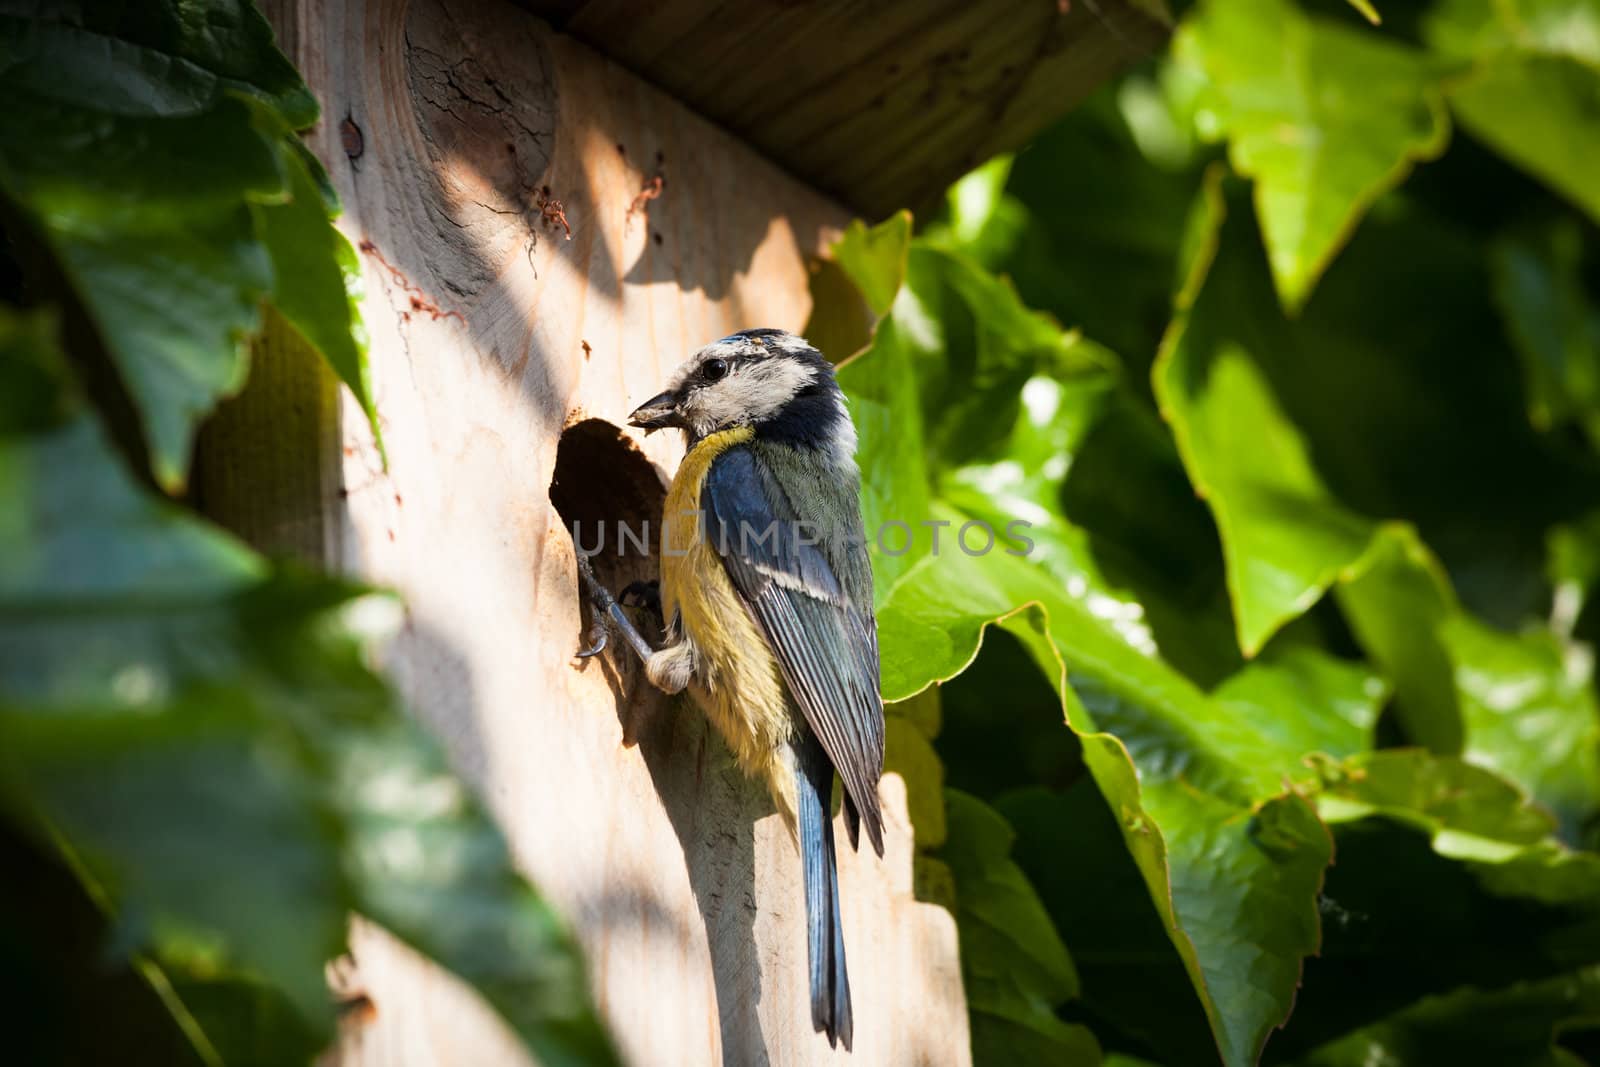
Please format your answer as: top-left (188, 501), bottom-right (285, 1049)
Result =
top-left (619, 579), bottom-right (663, 627)
top-left (574, 554), bottom-right (657, 664)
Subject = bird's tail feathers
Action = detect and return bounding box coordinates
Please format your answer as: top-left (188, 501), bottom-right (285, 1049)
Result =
top-left (797, 733), bottom-right (852, 1048)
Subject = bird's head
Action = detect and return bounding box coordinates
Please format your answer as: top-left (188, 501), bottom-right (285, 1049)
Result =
top-left (629, 329), bottom-right (852, 458)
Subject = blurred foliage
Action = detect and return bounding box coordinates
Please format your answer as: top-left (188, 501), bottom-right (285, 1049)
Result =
top-left (815, 0), bottom-right (1600, 1064)
top-left (0, 4), bottom-right (614, 1066)
top-left (5, 0), bottom-right (1600, 1064)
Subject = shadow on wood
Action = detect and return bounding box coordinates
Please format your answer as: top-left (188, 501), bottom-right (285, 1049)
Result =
top-left (216, 0), bottom-right (973, 1062)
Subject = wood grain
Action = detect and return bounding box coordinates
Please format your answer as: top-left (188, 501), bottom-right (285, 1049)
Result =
top-left (211, 0), bottom-right (971, 1063)
top-left (518, 0), bottom-right (1171, 217)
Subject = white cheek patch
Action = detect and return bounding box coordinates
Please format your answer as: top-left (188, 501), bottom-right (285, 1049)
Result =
top-left (688, 358), bottom-right (818, 435)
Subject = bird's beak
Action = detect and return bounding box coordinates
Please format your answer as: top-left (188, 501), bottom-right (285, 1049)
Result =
top-left (627, 390), bottom-right (682, 433)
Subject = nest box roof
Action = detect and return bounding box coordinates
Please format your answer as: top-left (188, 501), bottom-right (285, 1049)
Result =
top-left (521, 0), bottom-right (1171, 217)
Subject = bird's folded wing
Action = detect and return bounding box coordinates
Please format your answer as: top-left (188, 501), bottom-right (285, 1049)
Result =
top-left (702, 445), bottom-right (885, 855)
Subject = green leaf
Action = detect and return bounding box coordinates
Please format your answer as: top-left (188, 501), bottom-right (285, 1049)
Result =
top-left (1425, 0), bottom-right (1600, 224)
top-left (832, 212), bottom-right (912, 318)
top-left (1450, 55), bottom-right (1600, 225)
top-left (991, 87), bottom-right (1202, 368)
top-left (0, 87), bottom-right (282, 489)
top-left (0, 3), bottom-right (318, 127)
top-left (1344, 0), bottom-right (1381, 25)
top-left (0, 313), bottom-right (337, 1033)
top-left (166, 973), bottom-right (327, 1067)
top-left (1426, 0), bottom-right (1600, 65)
top-left (1491, 221), bottom-right (1600, 447)
top-left (885, 698), bottom-right (947, 849)
top-left (1550, 510), bottom-right (1600, 635)
top-left (1442, 617), bottom-right (1600, 844)
top-left (1334, 522), bottom-right (1600, 841)
top-left (807, 212), bottom-right (913, 363)
top-left (1294, 967), bottom-right (1600, 1067)
top-left (1335, 527), bottom-right (1464, 753)
top-left (941, 790), bottom-right (1097, 1067)
top-left (930, 156), bottom-right (1017, 260)
top-left (838, 246), bottom-right (1337, 1062)
top-left (840, 243), bottom-right (1109, 600)
top-left (999, 778), bottom-right (1221, 1066)
top-left (1209, 646), bottom-right (1388, 778)
top-left (0, 5), bottom-right (374, 490)
top-left (255, 134), bottom-right (383, 458)
top-left (1178, 0), bottom-right (1449, 311)
top-left (0, 312), bottom-right (616, 1066)
top-left (1154, 172), bottom-right (1383, 657)
top-left (1317, 750), bottom-right (1600, 907)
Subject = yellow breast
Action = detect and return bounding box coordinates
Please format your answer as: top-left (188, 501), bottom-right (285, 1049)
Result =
top-left (660, 427), bottom-right (798, 820)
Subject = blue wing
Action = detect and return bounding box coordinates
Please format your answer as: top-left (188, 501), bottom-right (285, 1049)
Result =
top-left (702, 445), bottom-right (885, 855)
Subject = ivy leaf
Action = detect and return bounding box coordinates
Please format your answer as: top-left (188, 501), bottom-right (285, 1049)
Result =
top-left (1335, 527), bottom-right (1464, 753)
top-left (842, 321), bottom-right (1335, 1067)
top-left (0, 311), bottom-right (336, 1034)
top-left (1425, 0), bottom-right (1600, 224)
top-left (0, 2), bottom-right (318, 127)
top-left (1448, 56), bottom-right (1600, 226)
top-left (0, 85), bottom-right (280, 490)
top-left (255, 134), bottom-right (384, 459)
top-left (941, 790), bottom-right (1098, 1067)
top-left (0, 6), bottom-right (381, 489)
top-left (1293, 967), bottom-right (1600, 1067)
top-left (1209, 646), bottom-right (1388, 781)
top-left (1491, 221), bottom-right (1600, 448)
top-left (1336, 524), bottom-right (1600, 845)
top-left (832, 212), bottom-right (912, 318)
top-left (1442, 617), bottom-right (1600, 845)
top-left (1317, 750), bottom-right (1600, 906)
top-left (1154, 172), bottom-right (1383, 657)
top-left (0, 312), bottom-right (616, 1066)
top-left (999, 779), bottom-right (1222, 1066)
top-left (1178, 0), bottom-right (1449, 312)
top-left (991, 89), bottom-right (1201, 368)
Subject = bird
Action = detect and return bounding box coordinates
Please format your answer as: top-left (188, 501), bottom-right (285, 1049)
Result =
top-left (575, 327), bottom-right (884, 1048)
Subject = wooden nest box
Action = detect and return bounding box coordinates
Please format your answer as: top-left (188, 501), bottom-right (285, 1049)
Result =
top-left (204, 0), bottom-right (1166, 1062)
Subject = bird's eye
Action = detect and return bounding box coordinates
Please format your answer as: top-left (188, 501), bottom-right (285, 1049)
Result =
top-left (703, 358), bottom-right (729, 382)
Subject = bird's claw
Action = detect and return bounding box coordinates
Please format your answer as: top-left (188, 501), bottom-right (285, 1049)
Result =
top-left (575, 617), bottom-right (608, 659)
top-left (574, 553), bottom-right (610, 659)
top-left (573, 552), bottom-right (657, 663)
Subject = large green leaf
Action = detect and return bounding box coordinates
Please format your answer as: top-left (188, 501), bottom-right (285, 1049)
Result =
top-left (0, 86), bottom-right (279, 489)
top-left (1426, 0), bottom-right (1600, 224)
top-left (1210, 646), bottom-right (1387, 778)
top-left (834, 230), bottom-right (1340, 1066)
top-left (0, 5), bottom-right (380, 489)
top-left (1178, 0), bottom-right (1449, 312)
top-left (0, 2), bottom-right (317, 126)
top-left (941, 790), bottom-right (1098, 1067)
top-left (1153, 172), bottom-right (1383, 657)
top-left (0, 311), bottom-right (615, 1066)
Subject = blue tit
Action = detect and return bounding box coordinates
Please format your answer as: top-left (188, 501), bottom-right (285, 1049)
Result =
top-left (578, 328), bottom-right (884, 1048)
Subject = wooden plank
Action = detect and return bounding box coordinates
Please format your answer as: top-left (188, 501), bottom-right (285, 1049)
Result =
top-left (208, 0), bottom-right (971, 1063)
top-left (519, 0), bottom-right (1171, 217)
